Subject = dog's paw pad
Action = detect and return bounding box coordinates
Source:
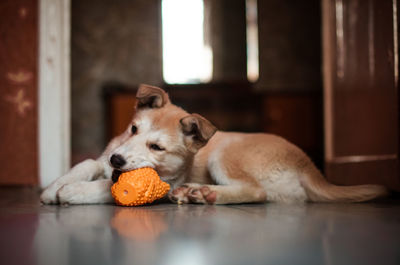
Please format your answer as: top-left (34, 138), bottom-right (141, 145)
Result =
top-left (169, 184), bottom-right (217, 205)
top-left (171, 186), bottom-right (187, 196)
top-left (204, 191), bottom-right (217, 204)
top-left (187, 188), bottom-right (206, 203)
top-left (169, 186), bottom-right (190, 204)
top-left (188, 186), bottom-right (216, 204)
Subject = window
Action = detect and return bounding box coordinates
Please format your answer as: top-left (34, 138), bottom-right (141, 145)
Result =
top-left (246, 0), bottom-right (259, 82)
top-left (162, 0), bottom-right (213, 84)
top-left (162, 0), bottom-right (259, 84)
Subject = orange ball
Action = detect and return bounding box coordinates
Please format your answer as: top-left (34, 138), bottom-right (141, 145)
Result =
top-left (111, 167), bottom-right (170, 206)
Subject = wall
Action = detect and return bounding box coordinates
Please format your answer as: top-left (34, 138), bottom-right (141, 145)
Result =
top-left (207, 0), bottom-right (247, 82)
top-left (257, 0), bottom-right (321, 92)
top-left (71, 0), bottom-right (162, 162)
top-left (0, 0), bottom-right (38, 185)
top-left (256, 0), bottom-right (323, 166)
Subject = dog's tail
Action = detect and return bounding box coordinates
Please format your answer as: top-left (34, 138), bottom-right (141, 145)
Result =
top-left (302, 167), bottom-right (389, 203)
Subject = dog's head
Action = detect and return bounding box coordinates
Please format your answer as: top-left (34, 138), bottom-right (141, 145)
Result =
top-left (109, 84), bottom-right (217, 182)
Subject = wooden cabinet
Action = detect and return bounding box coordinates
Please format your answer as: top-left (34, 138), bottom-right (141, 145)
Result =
top-left (323, 0), bottom-right (400, 190)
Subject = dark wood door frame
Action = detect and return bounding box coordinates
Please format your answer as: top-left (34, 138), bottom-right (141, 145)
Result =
top-left (323, 0), bottom-right (400, 190)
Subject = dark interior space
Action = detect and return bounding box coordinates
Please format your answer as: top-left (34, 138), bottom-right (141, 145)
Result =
top-left (71, 0), bottom-right (324, 169)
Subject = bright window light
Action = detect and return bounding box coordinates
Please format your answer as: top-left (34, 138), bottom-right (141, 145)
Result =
top-left (162, 0), bottom-right (213, 84)
top-left (246, 0), bottom-right (259, 82)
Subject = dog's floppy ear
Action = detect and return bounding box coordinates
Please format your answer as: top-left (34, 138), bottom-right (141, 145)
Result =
top-left (180, 114), bottom-right (217, 152)
top-left (136, 84), bottom-right (170, 109)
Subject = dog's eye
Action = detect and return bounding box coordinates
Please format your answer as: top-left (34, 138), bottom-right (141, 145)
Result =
top-left (131, 125), bottom-right (137, 134)
top-left (149, 144), bottom-right (165, 151)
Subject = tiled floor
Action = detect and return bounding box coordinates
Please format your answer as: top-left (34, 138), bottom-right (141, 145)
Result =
top-left (0, 187), bottom-right (399, 265)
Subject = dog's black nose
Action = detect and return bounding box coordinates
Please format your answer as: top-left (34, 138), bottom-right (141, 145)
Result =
top-left (110, 154), bottom-right (126, 168)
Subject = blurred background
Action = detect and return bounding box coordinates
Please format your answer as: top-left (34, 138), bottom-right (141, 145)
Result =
top-left (0, 0), bottom-right (399, 190)
top-left (71, 0), bottom-right (322, 164)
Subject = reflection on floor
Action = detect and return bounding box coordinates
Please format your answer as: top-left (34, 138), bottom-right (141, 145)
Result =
top-left (0, 187), bottom-right (399, 265)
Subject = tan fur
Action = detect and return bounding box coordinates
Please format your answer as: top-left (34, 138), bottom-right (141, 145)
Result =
top-left (300, 165), bottom-right (389, 202)
top-left (40, 84), bottom-right (388, 205)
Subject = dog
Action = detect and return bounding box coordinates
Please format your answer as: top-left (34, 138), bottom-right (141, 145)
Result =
top-left (40, 84), bottom-right (388, 205)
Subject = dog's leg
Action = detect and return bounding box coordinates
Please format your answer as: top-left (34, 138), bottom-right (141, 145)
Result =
top-left (40, 159), bottom-right (110, 204)
top-left (40, 132), bottom-right (129, 204)
top-left (169, 183), bottom-right (266, 205)
top-left (57, 179), bottom-right (114, 204)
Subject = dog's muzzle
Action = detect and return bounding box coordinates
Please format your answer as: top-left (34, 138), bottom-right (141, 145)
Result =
top-left (111, 170), bottom-right (122, 183)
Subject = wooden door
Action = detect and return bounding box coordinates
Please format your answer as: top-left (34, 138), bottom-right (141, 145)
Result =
top-left (0, 0), bottom-right (38, 185)
top-left (323, 0), bottom-right (400, 190)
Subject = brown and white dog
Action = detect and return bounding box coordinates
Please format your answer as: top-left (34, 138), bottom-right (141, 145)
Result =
top-left (40, 84), bottom-right (388, 205)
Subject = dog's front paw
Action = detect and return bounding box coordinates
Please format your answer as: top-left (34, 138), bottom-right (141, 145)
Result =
top-left (40, 185), bottom-right (60, 204)
top-left (169, 184), bottom-right (217, 204)
top-left (169, 185), bottom-right (191, 204)
top-left (187, 185), bottom-right (217, 204)
top-left (57, 183), bottom-right (85, 205)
